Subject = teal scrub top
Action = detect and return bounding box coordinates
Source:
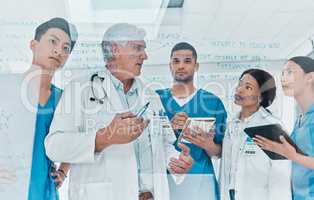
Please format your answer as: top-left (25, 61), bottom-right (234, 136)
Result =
top-left (28, 85), bottom-right (62, 200)
top-left (291, 104), bottom-right (314, 200)
top-left (156, 88), bottom-right (227, 200)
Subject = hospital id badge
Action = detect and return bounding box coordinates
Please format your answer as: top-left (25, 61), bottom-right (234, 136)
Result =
top-left (160, 116), bottom-right (172, 130)
top-left (150, 115), bottom-right (171, 136)
top-left (244, 137), bottom-right (257, 156)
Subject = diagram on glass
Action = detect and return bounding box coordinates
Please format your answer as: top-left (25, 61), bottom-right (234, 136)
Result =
top-left (0, 108), bottom-right (12, 131)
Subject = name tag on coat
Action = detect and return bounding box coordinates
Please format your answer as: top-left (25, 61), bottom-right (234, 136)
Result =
top-left (244, 137), bottom-right (258, 156)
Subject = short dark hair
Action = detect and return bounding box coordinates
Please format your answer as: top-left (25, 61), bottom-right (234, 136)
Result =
top-left (288, 56), bottom-right (314, 73)
top-left (34, 17), bottom-right (78, 51)
top-left (170, 42), bottom-right (197, 61)
top-left (240, 68), bottom-right (276, 108)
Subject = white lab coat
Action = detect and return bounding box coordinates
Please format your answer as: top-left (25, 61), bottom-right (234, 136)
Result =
top-left (44, 70), bottom-right (181, 200)
top-left (219, 107), bottom-right (291, 200)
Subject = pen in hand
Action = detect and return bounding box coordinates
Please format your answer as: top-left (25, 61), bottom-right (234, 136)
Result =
top-left (136, 102), bottom-right (150, 118)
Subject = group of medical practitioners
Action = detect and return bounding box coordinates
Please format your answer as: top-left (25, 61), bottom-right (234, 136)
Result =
top-left (3, 17), bottom-right (314, 200)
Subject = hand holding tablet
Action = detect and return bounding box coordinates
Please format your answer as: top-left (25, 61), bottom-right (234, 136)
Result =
top-left (244, 124), bottom-right (306, 160)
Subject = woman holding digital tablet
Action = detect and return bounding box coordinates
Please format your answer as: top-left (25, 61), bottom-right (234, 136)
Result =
top-left (220, 69), bottom-right (291, 200)
top-left (254, 56), bottom-right (314, 200)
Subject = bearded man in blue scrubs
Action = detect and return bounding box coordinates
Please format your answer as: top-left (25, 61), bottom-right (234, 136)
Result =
top-left (156, 42), bottom-right (227, 200)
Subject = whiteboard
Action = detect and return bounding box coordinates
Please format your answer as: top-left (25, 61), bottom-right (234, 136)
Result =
top-left (0, 74), bottom-right (38, 200)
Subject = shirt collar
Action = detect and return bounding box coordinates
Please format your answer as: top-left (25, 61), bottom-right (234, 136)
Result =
top-left (98, 68), bottom-right (139, 95)
top-left (233, 106), bottom-right (270, 123)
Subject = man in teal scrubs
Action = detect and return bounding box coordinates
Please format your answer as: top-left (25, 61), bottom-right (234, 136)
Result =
top-left (156, 42), bottom-right (227, 200)
top-left (27, 18), bottom-right (77, 200)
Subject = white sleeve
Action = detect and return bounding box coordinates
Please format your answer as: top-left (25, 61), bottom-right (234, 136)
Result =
top-left (161, 116), bottom-right (186, 184)
top-left (137, 129), bottom-right (154, 194)
top-left (219, 135), bottom-right (231, 200)
top-left (45, 79), bottom-right (97, 163)
top-left (268, 160), bottom-right (292, 200)
top-left (162, 117), bottom-right (178, 165)
top-left (147, 91), bottom-right (185, 184)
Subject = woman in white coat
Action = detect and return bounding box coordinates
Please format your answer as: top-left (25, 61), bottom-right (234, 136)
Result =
top-left (219, 68), bottom-right (291, 200)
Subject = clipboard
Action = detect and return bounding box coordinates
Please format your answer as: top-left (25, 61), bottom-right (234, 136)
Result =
top-left (244, 124), bottom-right (307, 160)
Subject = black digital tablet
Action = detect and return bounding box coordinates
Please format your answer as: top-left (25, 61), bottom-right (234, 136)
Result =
top-left (244, 124), bottom-right (307, 160)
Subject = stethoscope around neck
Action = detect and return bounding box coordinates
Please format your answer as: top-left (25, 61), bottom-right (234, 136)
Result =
top-left (89, 73), bottom-right (108, 104)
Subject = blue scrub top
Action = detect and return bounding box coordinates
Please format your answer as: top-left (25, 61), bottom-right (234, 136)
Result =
top-left (28, 85), bottom-right (62, 200)
top-left (156, 88), bottom-right (227, 200)
top-left (291, 104), bottom-right (314, 200)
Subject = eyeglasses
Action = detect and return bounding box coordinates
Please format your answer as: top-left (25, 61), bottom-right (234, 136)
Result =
top-left (127, 42), bottom-right (146, 52)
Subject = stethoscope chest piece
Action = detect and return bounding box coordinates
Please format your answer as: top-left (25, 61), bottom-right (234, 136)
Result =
top-left (90, 73), bottom-right (107, 104)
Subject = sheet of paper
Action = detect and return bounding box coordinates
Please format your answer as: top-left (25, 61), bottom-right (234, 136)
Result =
top-left (179, 117), bottom-right (216, 143)
top-left (188, 117), bottom-right (216, 133)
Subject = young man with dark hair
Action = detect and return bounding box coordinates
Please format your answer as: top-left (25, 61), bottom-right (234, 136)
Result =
top-left (27, 17), bottom-right (77, 200)
top-left (156, 42), bottom-right (227, 200)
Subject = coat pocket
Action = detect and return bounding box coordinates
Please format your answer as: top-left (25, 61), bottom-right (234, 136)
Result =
top-left (82, 182), bottom-right (113, 200)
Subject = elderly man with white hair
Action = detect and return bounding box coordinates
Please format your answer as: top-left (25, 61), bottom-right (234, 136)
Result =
top-left (44, 23), bottom-right (193, 200)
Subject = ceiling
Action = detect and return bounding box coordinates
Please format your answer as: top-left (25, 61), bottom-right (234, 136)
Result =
top-left (148, 0), bottom-right (314, 63)
top-left (1, 0), bottom-right (314, 69)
